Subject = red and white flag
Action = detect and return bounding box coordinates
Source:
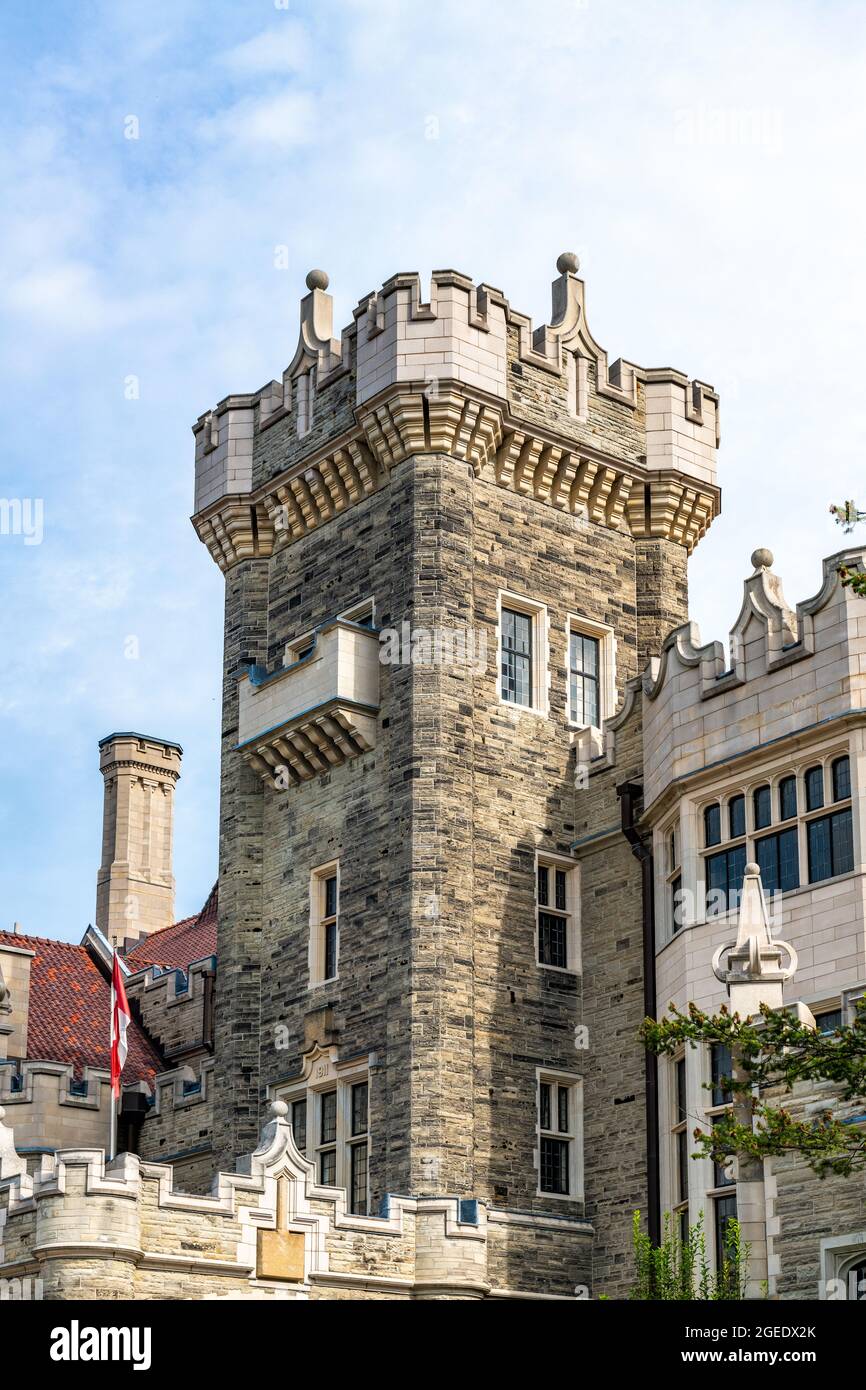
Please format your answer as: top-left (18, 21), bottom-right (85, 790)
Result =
top-left (110, 951), bottom-right (131, 1100)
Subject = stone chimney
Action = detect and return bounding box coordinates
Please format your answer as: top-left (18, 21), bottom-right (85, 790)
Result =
top-left (96, 733), bottom-right (182, 946)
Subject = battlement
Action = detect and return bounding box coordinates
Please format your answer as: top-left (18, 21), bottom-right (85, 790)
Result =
top-left (191, 254), bottom-right (721, 572)
top-left (576, 547), bottom-right (866, 808)
top-left (0, 1103), bottom-right (590, 1300)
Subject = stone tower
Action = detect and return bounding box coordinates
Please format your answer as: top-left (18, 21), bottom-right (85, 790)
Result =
top-left (95, 732), bottom-right (183, 946)
top-left (192, 255), bottom-right (720, 1296)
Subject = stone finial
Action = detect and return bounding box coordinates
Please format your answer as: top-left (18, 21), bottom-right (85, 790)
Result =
top-left (711, 862), bottom-right (797, 1016)
top-left (751, 547), bottom-right (774, 571)
top-left (556, 251), bottom-right (580, 275)
top-left (270, 1100), bottom-right (289, 1119)
top-left (305, 269), bottom-right (329, 291)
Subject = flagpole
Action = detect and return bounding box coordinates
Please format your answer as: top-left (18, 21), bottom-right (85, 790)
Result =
top-left (109, 1083), bottom-right (117, 1161)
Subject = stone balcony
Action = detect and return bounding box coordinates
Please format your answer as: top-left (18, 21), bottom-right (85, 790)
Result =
top-left (237, 620), bottom-right (380, 784)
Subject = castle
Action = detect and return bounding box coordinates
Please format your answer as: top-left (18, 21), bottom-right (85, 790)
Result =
top-left (1, 253), bottom-right (863, 1300)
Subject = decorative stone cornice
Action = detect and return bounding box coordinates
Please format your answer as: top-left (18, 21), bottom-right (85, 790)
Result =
top-left (192, 379), bottom-right (720, 573)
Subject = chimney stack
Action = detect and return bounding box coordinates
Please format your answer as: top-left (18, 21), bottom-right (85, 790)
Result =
top-left (96, 733), bottom-right (182, 947)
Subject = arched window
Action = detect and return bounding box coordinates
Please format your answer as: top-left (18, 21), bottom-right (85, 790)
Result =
top-left (728, 794), bottom-right (745, 839)
top-left (832, 755), bottom-right (851, 803)
top-left (805, 765), bottom-right (824, 812)
top-left (778, 775), bottom-right (797, 821)
top-left (753, 784), bottom-right (771, 830)
top-left (704, 803), bottom-right (721, 847)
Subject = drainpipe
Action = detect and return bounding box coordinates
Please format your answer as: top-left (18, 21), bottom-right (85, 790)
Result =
top-left (617, 779), bottom-right (660, 1246)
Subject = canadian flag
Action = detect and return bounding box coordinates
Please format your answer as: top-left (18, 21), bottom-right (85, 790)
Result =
top-left (110, 951), bottom-right (131, 1100)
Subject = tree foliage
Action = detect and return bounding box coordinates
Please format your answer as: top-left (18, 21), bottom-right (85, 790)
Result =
top-left (630, 1210), bottom-right (748, 1301)
top-left (641, 997), bottom-right (866, 1177)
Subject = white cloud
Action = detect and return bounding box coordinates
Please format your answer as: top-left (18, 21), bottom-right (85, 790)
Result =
top-left (199, 89), bottom-right (316, 152)
top-left (219, 22), bottom-right (311, 75)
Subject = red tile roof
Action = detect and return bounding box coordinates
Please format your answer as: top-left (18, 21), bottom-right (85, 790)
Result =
top-left (0, 930), bottom-right (162, 1083)
top-left (124, 882), bottom-right (217, 971)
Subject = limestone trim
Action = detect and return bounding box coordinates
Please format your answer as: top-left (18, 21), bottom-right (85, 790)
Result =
top-left (191, 379), bottom-right (720, 573)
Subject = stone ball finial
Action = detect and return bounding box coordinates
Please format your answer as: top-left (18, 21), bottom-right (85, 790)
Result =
top-left (556, 251), bottom-right (580, 275)
top-left (745, 862), bottom-right (761, 877)
top-left (751, 547), bottom-right (774, 571)
top-left (305, 269), bottom-right (329, 292)
top-left (270, 1100), bottom-right (289, 1119)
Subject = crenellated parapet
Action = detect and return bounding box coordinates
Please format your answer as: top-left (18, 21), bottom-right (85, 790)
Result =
top-left (0, 1103), bottom-right (589, 1300)
top-left (575, 547), bottom-right (866, 808)
top-left (191, 253), bottom-right (721, 573)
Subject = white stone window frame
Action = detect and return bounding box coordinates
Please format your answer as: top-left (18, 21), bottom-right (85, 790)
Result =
top-left (308, 859), bottom-right (340, 989)
top-left (534, 850), bottom-right (581, 974)
top-left (534, 1068), bottom-right (584, 1202)
top-left (565, 614), bottom-right (615, 731)
top-left (702, 1043), bottom-right (738, 1272)
top-left (277, 1058), bottom-right (371, 1215)
top-left (820, 1232), bottom-right (866, 1299)
top-left (669, 1052), bottom-right (690, 1237)
top-left (660, 813), bottom-right (685, 941)
top-left (497, 590), bottom-right (549, 717)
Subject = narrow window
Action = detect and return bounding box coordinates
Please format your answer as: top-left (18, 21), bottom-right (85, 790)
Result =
top-left (538, 1076), bottom-right (579, 1196)
top-left (752, 784), bottom-right (771, 831)
top-left (714, 1193), bottom-right (739, 1276)
top-left (805, 765), bottom-right (824, 812)
top-left (704, 803), bottom-right (721, 847)
top-left (291, 1098), bottom-right (307, 1154)
top-left (711, 1042), bottom-right (733, 1107)
top-left (779, 775), bottom-right (797, 822)
top-left (310, 862), bottom-right (340, 987)
top-left (728, 794), bottom-right (746, 840)
top-left (671, 875), bottom-right (684, 933)
top-left (673, 1056), bottom-right (689, 1210)
top-left (536, 857), bottom-right (576, 970)
top-left (833, 755), bottom-right (851, 803)
top-left (501, 608), bottom-right (533, 707)
top-left (349, 1081), bottom-right (369, 1215)
top-left (569, 631), bottom-right (600, 727)
top-left (318, 1091), bottom-right (337, 1186)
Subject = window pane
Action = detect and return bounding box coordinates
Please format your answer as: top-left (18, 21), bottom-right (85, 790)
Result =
top-left (711, 1043), bottom-right (732, 1107)
top-left (350, 1142), bottom-right (368, 1215)
top-left (675, 1057), bottom-right (687, 1122)
top-left (320, 1091), bottom-right (337, 1145)
top-left (712, 1115), bottom-right (734, 1188)
top-left (806, 765), bottom-right (824, 812)
top-left (753, 785), bottom-right (771, 830)
top-left (833, 756), bottom-right (851, 803)
top-left (677, 1127), bottom-right (689, 1203)
top-left (537, 865), bottom-right (549, 906)
top-left (779, 775), bottom-right (797, 821)
top-left (351, 1081), bottom-right (368, 1137)
top-left (291, 1099), bottom-right (307, 1153)
top-left (538, 911), bottom-right (567, 969)
top-left (831, 808), bottom-right (854, 876)
top-left (755, 827), bottom-right (798, 896)
top-left (555, 869), bottom-right (567, 911)
top-left (704, 804), bottom-right (721, 847)
top-left (778, 826), bottom-right (799, 892)
top-left (319, 1148), bottom-right (336, 1186)
top-left (809, 809), bottom-right (853, 882)
top-left (324, 874), bottom-right (338, 918)
top-left (539, 1082), bottom-right (551, 1131)
top-left (729, 795), bottom-right (746, 839)
top-left (582, 636), bottom-right (598, 675)
top-left (714, 1194), bottom-right (738, 1275)
top-left (540, 1136), bottom-right (569, 1194)
top-left (814, 1008), bottom-right (843, 1035)
top-left (706, 851), bottom-right (728, 915)
top-left (324, 919), bottom-right (337, 980)
top-left (502, 608), bottom-right (533, 707)
top-left (671, 875), bottom-right (684, 932)
top-left (726, 845), bottom-right (746, 910)
top-left (557, 1085), bottom-right (569, 1134)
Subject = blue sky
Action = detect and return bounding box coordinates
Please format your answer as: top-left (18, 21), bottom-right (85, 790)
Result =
top-left (2, 0), bottom-right (865, 941)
